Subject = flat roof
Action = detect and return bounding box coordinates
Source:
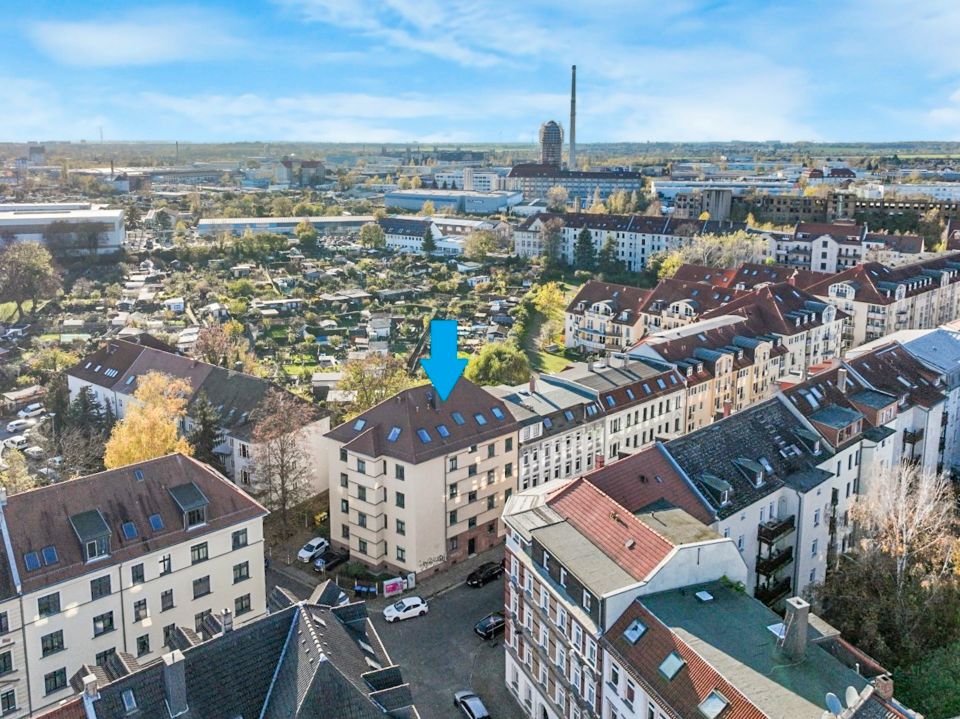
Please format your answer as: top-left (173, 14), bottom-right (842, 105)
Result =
top-left (531, 521), bottom-right (636, 596)
top-left (635, 507), bottom-right (721, 545)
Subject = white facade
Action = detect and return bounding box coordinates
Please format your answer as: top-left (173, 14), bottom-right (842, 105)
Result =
top-left (0, 204), bottom-right (124, 255)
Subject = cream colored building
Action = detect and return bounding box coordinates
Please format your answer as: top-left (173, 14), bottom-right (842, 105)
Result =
top-left (564, 281), bottom-right (648, 354)
top-left (325, 381), bottom-right (520, 576)
top-left (0, 454), bottom-right (266, 716)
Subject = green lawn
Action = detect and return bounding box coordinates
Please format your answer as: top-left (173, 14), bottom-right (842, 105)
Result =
top-left (0, 301), bottom-right (32, 322)
top-left (529, 350), bottom-right (572, 373)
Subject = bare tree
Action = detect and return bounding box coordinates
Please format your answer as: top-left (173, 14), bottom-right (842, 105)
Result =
top-left (250, 390), bottom-right (315, 533)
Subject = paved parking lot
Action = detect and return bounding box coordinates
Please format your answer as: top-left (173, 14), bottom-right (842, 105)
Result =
top-left (372, 580), bottom-right (521, 719)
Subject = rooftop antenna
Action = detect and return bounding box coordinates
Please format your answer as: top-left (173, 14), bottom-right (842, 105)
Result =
top-left (569, 64), bottom-right (577, 170)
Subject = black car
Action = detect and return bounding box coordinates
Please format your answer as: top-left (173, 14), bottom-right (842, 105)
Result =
top-left (466, 561), bottom-right (504, 587)
top-left (474, 611), bottom-right (505, 640)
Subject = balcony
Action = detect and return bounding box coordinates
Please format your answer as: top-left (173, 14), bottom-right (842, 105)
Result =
top-left (757, 515), bottom-right (796, 544)
top-left (755, 577), bottom-right (792, 606)
top-left (755, 546), bottom-right (794, 576)
top-left (903, 428), bottom-right (925, 445)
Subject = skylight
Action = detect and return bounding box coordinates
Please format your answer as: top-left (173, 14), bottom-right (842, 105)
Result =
top-left (474, 413), bottom-right (488, 426)
top-left (657, 378), bottom-right (667, 390)
top-left (436, 424), bottom-right (450, 438)
top-left (659, 652), bottom-right (686, 680)
top-left (134, 469), bottom-right (144, 482)
top-left (122, 522), bottom-right (139, 540)
top-left (353, 419), bottom-right (367, 431)
top-left (564, 410), bottom-right (574, 421)
top-left (605, 396), bottom-right (615, 407)
top-left (41, 546), bottom-right (58, 565)
top-left (122, 689), bottom-right (138, 712)
top-left (149, 514), bottom-right (165, 532)
top-left (626, 388), bottom-right (635, 400)
top-left (698, 691), bottom-right (729, 719)
top-left (543, 417), bottom-right (553, 429)
top-left (416, 429), bottom-right (432, 444)
top-left (452, 412), bottom-right (466, 425)
top-left (387, 426), bottom-right (402, 442)
top-left (491, 407), bottom-right (505, 420)
top-left (125, 375), bottom-right (136, 385)
top-left (642, 383), bottom-right (652, 394)
top-left (623, 619), bottom-right (647, 644)
top-left (23, 552), bottom-right (40, 572)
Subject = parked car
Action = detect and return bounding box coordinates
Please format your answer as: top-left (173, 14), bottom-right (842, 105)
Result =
top-left (312, 548), bottom-right (349, 573)
top-left (297, 537), bottom-right (330, 563)
top-left (5, 419), bottom-right (34, 433)
top-left (473, 611), bottom-right (505, 640)
top-left (466, 561), bottom-right (504, 588)
top-left (23, 446), bottom-right (44, 460)
top-left (454, 691), bottom-right (491, 719)
top-left (17, 403), bottom-right (44, 419)
top-left (37, 467), bottom-right (59, 482)
top-left (3, 436), bottom-right (28, 451)
top-left (382, 596), bottom-right (428, 623)
top-left (47, 456), bottom-right (63, 468)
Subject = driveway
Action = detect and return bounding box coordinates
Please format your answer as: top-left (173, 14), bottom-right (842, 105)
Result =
top-left (372, 579), bottom-right (521, 719)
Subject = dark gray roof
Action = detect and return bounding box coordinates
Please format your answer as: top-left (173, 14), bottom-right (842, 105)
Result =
top-left (167, 482), bottom-right (209, 513)
top-left (69, 509), bottom-right (110, 542)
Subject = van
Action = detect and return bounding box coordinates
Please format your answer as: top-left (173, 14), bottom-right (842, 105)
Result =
top-left (3, 436), bottom-right (28, 451)
top-left (17, 403), bottom-right (44, 419)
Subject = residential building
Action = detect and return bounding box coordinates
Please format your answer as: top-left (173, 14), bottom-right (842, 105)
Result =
top-left (376, 217), bottom-right (465, 255)
top-left (564, 281), bottom-right (650, 353)
top-left (0, 203), bottom-right (124, 255)
top-left (66, 336), bottom-right (331, 492)
top-left (638, 279), bottom-right (749, 331)
top-left (0, 454), bottom-right (267, 716)
top-left (38, 582), bottom-right (417, 719)
top-left (670, 187), bottom-right (733, 220)
top-left (196, 215), bottom-right (373, 237)
top-left (502, 478), bottom-right (747, 719)
top-left (768, 220), bottom-right (925, 273)
top-left (539, 121), bottom-right (564, 167)
top-left (432, 167), bottom-right (510, 192)
top-left (652, 178), bottom-right (794, 202)
top-left (807, 255), bottom-right (960, 347)
top-left (507, 165), bottom-right (644, 202)
top-left (324, 380), bottom-right (520, 576)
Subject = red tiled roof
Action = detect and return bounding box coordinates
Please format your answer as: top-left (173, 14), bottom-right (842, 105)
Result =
top-left (700, 282), bottom-right (845, 336)
top-left (806, 254), bottom-right (960, 305)
top-left (640, 279), bottom-right (749, 317)
top-left (584, 446), bottom-right (715, 524)
top-left (566, 281), bottom-right (650, 324)
top-left (670, 264), bottom-right (737, 287)
top-left (847, 343), bottom-right (946, 409)
top-left (36, 699), bottom-right (86, 719)
top-left (547, 478), bottom-right (674, 581)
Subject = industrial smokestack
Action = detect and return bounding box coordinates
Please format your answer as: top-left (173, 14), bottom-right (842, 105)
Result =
top-left (569, 65), bottom-right (577, 170)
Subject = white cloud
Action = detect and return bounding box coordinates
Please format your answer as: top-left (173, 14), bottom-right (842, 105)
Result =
top-left (27, 7), bottom-right (241, 67)
top-left (0, 77), bottom-right (110, 141)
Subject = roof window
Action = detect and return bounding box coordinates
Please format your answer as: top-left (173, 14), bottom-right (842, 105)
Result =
top-left (659, 652), bottom-right (686, 680)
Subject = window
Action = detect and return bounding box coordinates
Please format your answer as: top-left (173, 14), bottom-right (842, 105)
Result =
top-left (0, 651), bottom-right (11, 677)
top-left (492, 407), bottom-right (505, 420)
top-left (191, 543), bottom-right (208, 564)
top-left (395, 491), bottom-right (405, 508)
top-left (340, 473), bottom-right (348, 488)
top-left (159, 554), bottom-right (172, 575)
top-left (131, 563), bottom-right (145, 584)
top-left (396, 547), bottom-right (406, 562)
top-left (487, 469), bottom-right (495, 485)
top-left (449, 510), bottom-right (458, 526)
top-left (90, 575), bottom-right (111, 600)
top-left (232, 529), bottom-right (248, 549)
top-left (44, 668), bottom-right (67, 695)
top-left (0, 689), bottom-right (15, 714)
top-left (163, 624), bottom-right (176, 648)
top-left (395, 464), bottom-right (405, 480)
top-left (811, 539), bottom-right (818, 557)
top-left (488, 443), bottom-right (496, 458)
top-left (659, 652), bottom-right (685, 679)
top-left (387, 426), bottom-right (402, 442)
top-left (436, 424), bottom-right (450, 438)
top-left (560, 567), bottom-right (568, 587)
top-left (41, 630), bottom-right (64, 656)
top-left (194, 610), bottom-right (211, 634)
top-left (340, 499), bottom-right (349, 513)
top-left (452, 412), bottom-right (465, 425)
top-left (193, 576), bottom-right (211, 599)
top-left (582, 592), bottom-right (592, 612)
top-left (358, 539), bottom-right (368, 555)
top-left (0, 613), bottom-right (7, 635)
top-left (161, 589), bottom-right (174, 612)
top-left (85, 538), bottom-right (109, 562)
top-left (468, 490), bottom-right (477, 503)
top-left (186, 508), bottom-right (206, 528)
top-left (416, 428), bottom-right (432, 444)
top-left (93, 611), bottom-right (115, 637)
top-left (358, 512), bottom-right (367, 528)
top-left (487, 495), bottom-right (496, 510)
top-left (235, 594), bottom-right (252, 616)
top-left (505, 462), bottom-right (513, 478)
top-left (357, 486), bottom-right (367, 502)
top-left (38, 593), bottom-right (60, 618)
top-left (396, 519), bottom-right (406, 535)
top-left (506, 437), bottom-right (513, 451)
top-left (149, 514), bottom-right (164, 531)
top-left (357, 459), bottom-right (366, 473)
top-left (136, 634), bottom-right (150, 658)
top-left (122, 521), bottom-right (138, 540)
top-left (814, 509), bottom-right (821, 527)
top-left (233, 561), bottom-right (250, 583)
top-left (698, 691), bottom-right (729, 719)
top-left (340, 448), bottom-right (348, 461)
top-left (123, 688), bottom-right (138, 712)
top-left (134, 599), bottom-right (148, 622)
top-left (41, 545), bottom-right (58, 566)
top-left (474, 413), bottom-right (487, 426)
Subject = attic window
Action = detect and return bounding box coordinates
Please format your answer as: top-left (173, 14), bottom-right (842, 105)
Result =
top-left (491, 407), bottom-right (505, 420)
top-left (122, 522), bottom-right (138, 540)
top-left (41, 546), bottom-right (58, 565)
top-left (543, 417), bottom-right (553, 429)
top-left (623, 619), bottom-right (647, 644)
top-left (23, 552), bottom-right (40, 572)
top-left (134, 469), bottom-right (144, 482)
top-left (642, 383), bottom-right (651, 394)
top-left (84, 362), bottom-right (92, 369)
top-left (436, 424), bottom-right (450, 438)
top-left (452, 412), bottom-right (466, 425)
top-left (657, 378), bottom-right (667, 390)
top-left (659, 652), bottom-right (686, 680)
top-left (125, 375), bottom-right (135, 385)
top-left (387, 426), bottom-right (402, 442)
top-left (353, 419), bottom-right (367, 431)
top-left (564, 410), bottom-right (575, 421)
top-left (149, 514), bottom-right (165, 531)
top-left (698, 691), bottom-right (729, 719)
top-left (416, 429), bottom-right (432, 444)
top-left (122, 689), bottom-right (137, 713)
top-left (605, 396), bottom-right (616, 407)
top-left (474, 413), bottom-right (488, 426)
top-left (626, 388), bottom-right (636, 401)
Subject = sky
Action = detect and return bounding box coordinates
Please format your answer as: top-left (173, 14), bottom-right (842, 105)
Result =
top-left (4, 0), bottom-right (960, 144)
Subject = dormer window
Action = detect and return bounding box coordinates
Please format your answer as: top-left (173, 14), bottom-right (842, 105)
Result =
top-left (186, 508), bottom-right (206, 528)
top-left (169, 483), bottom-right (210, 530)
top-left (69, 509), bottom-right (112, 563)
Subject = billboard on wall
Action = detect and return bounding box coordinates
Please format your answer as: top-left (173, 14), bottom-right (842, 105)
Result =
top-left (383, 577), bottom-right (407, 597)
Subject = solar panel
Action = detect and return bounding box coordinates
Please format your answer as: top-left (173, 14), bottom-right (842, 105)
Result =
top-left (24, 552), bottom-right (40, 571)
top-left (41, 546), bottom-right (58, 565)
top-left (122, 522), bottom-right (138, 540)
top-left (149, 514), bottom-right (164, 531)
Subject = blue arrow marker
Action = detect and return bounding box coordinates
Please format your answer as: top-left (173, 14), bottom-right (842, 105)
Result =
top-left (420, 319), bottom-right (467, 402)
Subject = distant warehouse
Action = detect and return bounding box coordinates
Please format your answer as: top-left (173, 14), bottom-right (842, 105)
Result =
top-left (0, 203), bottom-right (124, 255)
top-left (384, 188), bottom-right (523, 214)
top-left (196, 214), bottom-right (375, 236)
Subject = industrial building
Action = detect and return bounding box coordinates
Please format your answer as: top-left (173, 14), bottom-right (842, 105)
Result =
top-left (383, 188), bottom-right (523, 214)
top-left (0, 203), bottom-right (124, 255)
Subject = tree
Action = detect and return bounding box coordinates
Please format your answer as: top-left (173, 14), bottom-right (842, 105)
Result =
top-left (588, 187), bottom-right (606, 214)
top-left (338, 355), bottom-right (421, 420)
top-left (188, 392), bottom-right (224, 470)
top-left (104, 372), bottom-right (194, 469)
top-left (597, 236), bottom-right (623, 276)
top-left (421, 225), bottom-right (437, 253)
top-left (607, 189), bottom-right (631, 214)
top-left (650, 229), bottom-right (767, 273)
top-left (546, 186), bottom-right (569, 212)
top-left (358, 222), bottom-right (386, 249)
top-left (294, 219), bottom-right (318, 244)
top-left (464, 230), bottom-right (499, 260)
top-left (574, 227), bottom-right (596, 270)
top-left (0, 450), bottom-right (39, 494)
top-left (464, 342), bottom-right (530, 386)
top-left (420, 200), bottom-right (435, 216)
top-left (540, 218), bottom-right (565, 272)
top-left (26, 347), bottom-right (80, 384)
top-left (250, 390), bottom-right (315, 532)
top-left (0, 242), bottom-right (61, 320)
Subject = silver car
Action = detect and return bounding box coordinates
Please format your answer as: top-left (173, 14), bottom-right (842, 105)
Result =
top-left (454, 691), bottom-right (491, 719)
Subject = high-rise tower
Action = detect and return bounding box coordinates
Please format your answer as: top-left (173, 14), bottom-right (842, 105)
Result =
top-left (539, 120), bottom-right (563, 167)
top-left (569, 65), bottom-right (577, 170)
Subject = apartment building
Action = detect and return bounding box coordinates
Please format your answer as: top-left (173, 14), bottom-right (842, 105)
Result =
top-left (807, 255), bottom-right (960, 347)
top-left (324, 380), bottom-right (520, 576)
top-left (0, 454), bottom-right (266, 716)
top-left (507, 164), bottom-right (644, 201)
top-left (769, 220), bottom-right (925, 273)
top-left (564, 282), bottom-right (650, 353)
top-left (376, 216), bottom-right (464, 255)
top-left (638, 279), bottom-right (748, 331)
top-left (672, 261), bottom-right (828, 292)
top-left (67, 336), bottom-right (331, 491)
top-left (502, 478), bottom-right (746, 719)
top-left (512, 213), bottom-right (745, 272)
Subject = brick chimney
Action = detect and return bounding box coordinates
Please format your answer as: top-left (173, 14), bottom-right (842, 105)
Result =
top-left (222, 607), bottom-right (234, 633)
top-left (163, 650), bottom-right (189, 717)
top-left (782, 596), bottom-right (809, 661)
top-left (837, 367), bottom-right (848, 394)
top-left (529, 373), bottom-right (538, 394)
top-left (722, 401), bottom-right (733, 418)
top-left (874, 674), bottom-right (894, 701)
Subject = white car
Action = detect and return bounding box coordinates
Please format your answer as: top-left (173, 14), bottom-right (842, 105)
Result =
top-left (5, 419), bottom-right (34, 433)
top-left (23, 446), bottom-right (44, 460)
top-left (17, 403), bottom-right (44, 419)
top-left (296, 537), bottom-right (330, 563)
top-left (382, 596), bottom-right (428, 623)
top-left (3, 436), bottom-right (28, 451)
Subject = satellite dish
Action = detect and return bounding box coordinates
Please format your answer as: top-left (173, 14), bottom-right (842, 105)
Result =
top-left (845, 686), bottom-right (859, 708)
top-left (825, 692), bottom-right (843, 716)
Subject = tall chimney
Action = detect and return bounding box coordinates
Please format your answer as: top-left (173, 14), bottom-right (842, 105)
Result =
top-left (837, 367), bottom-right (848, 394)
top-left (569, 65), bottom-right (577, 170)
top-left (782, 596), bottom-right (809, 661)
top-left (221, 607), bottom-right (234, 633)
top-left (163, 650), bottom-right (189, 717)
